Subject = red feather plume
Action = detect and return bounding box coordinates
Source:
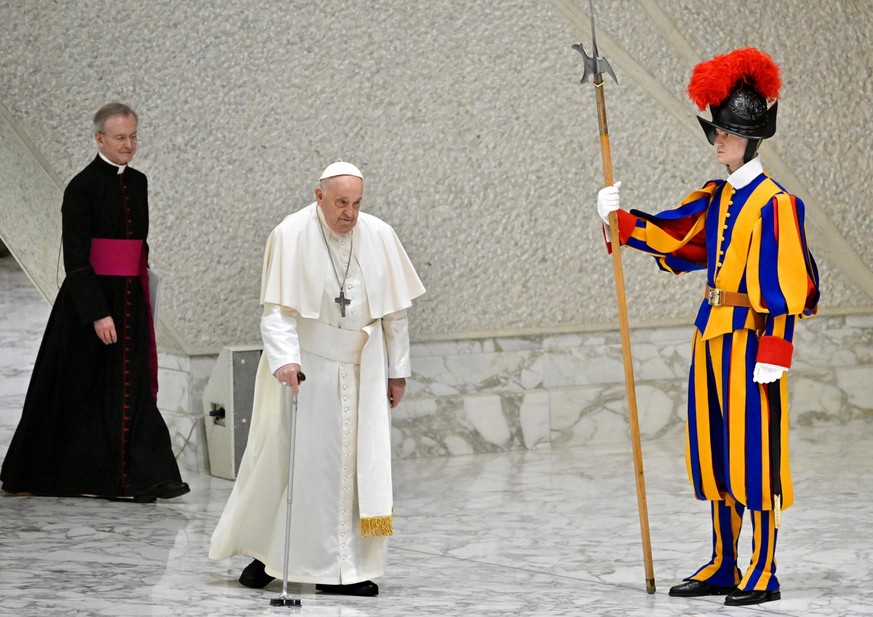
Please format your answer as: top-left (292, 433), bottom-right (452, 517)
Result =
top-left (686, 47), bottom-right (781, 111)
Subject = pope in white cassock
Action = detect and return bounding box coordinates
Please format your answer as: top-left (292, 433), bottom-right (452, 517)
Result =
top-left (209, 161), bottom-right (425, 597)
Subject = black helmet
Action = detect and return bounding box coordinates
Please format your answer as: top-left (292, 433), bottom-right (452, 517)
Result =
top-left (697, 86), bottom-right (778, 145)
top-left (687, 48), bottom-right (781, 147)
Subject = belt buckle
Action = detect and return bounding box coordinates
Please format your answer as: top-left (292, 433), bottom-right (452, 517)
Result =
top-left (708, 287), bottom-right (724, 306)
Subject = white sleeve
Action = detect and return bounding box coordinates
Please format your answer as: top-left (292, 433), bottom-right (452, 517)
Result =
top-left (260, 303), bottom-right (301, 375)
top-left (382, 309), bottom-right (411, 378)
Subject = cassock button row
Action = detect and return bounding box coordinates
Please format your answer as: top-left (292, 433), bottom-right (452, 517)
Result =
top-left (726, 212), bottom-right (731, 218)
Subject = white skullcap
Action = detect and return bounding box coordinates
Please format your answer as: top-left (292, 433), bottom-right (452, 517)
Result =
top-left (319, 161), bottom-right (363, 181)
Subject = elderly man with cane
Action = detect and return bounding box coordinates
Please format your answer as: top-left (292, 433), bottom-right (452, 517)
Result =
top-left (210, 161), bottom-right (425, 598)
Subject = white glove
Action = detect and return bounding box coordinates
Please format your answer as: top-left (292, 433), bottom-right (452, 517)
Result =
top-left (597, 181), bottom-right (622, 224)
top-left (753, 362), bottom-right (786, 384)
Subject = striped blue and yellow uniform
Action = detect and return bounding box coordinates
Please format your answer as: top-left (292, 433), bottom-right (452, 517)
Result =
top-left (612, 165), bottom-right (819, 591)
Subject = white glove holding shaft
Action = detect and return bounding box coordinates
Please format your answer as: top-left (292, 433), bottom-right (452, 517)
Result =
top-left (753, 362), bottom-right (786, 384)
top-left (597, 181), bottom-right (622, 224)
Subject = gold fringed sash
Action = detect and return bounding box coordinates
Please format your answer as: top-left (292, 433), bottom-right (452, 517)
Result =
top-left (360, 514), bottom-right (394, 537)
top-left (297, 317), bottom-right (395, 537)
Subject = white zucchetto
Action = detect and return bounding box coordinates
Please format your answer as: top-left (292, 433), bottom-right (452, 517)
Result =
top-left (319, 161), bottom-right (363, 181)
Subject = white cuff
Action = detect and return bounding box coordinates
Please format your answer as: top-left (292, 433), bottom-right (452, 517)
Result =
top-left (382, 309), bottom-right (410, 378)
top-left (260, 303), bottom-right (301, 375)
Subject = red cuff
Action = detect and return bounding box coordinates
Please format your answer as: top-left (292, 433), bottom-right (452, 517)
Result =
top-left (603, 210), bottom-right (639, 254)
top-left (617, 209), bottom-right (638, 245)
top-left (757, 336), bottom-right (793, 369)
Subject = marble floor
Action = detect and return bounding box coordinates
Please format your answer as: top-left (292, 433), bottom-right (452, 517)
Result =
top-left (2, 255), bottom-right (872, 617)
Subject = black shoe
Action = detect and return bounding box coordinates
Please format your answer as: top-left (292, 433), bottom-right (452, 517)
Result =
top-left (239, 559), bottom-right (275, 589)
top-left (669, 580), bottom-right (737, 597)
top-left (156, 481), bottom-right (190, 499)
top-left (316, 580), bottom-right (379, 596)
top-left (132, 481), bottom-right (190, 503)
top-left (725, 588), bottom-right (781, 606)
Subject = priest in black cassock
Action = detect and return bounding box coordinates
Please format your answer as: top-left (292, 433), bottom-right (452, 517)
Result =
top-left (1, 102), bottom-right (188, 503)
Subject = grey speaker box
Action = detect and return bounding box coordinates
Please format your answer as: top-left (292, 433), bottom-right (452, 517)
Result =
top-left (202, 345), bottom-right (262, 479)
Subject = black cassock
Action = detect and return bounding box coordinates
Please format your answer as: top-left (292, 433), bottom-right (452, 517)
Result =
top-left (1, 156), bottom-right (182, 498)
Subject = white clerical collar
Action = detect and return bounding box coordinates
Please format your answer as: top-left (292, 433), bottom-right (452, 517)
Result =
top-left (98, 152), bottom-right (126, 174)
top-left (726, 156), bottom-right (762, 189)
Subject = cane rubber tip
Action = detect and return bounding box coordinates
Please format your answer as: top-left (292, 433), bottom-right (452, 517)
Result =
top-left (646, 579), bottom-right (656, 594)
top-left (269, 597), bottom-right (302, 607)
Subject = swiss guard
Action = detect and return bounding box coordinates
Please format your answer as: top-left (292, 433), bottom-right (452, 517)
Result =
top-left (596, 47), bottom-right (820, 606)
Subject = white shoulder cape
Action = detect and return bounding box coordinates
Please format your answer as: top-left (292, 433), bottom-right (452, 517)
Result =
top-left (260, 203), bottom-right (425, 317)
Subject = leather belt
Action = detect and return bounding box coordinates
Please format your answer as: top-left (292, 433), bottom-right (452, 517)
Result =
top-left (705, 286), bottom-right (753, 308)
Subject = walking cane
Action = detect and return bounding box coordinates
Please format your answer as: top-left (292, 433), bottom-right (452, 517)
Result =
top-left (572, 0), bottom-right (655, 594)
top-left (270, 371), bottom-right (306, 608)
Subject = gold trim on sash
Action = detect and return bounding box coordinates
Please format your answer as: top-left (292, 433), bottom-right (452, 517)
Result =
top-left (360, 514), bottom-right (394, 537)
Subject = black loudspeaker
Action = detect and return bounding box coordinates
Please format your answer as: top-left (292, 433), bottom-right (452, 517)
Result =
top-left (202, 346), bottom-right (262, 479)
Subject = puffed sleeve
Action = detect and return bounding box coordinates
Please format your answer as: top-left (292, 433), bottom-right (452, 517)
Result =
top-left (749, 193), bottom-right (820, 368)
top-left (608, 183), bottom-right (718, 275)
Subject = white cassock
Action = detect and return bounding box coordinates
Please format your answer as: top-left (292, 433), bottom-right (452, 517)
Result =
top-left (209, 203), bottom-right (424, 584)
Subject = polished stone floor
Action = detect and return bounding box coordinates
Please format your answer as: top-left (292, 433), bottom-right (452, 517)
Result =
top-left (2, 255), bottom-right (872, 616)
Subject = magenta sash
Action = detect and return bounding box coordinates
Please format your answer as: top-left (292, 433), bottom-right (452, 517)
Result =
top-left (89, 238), bottom-right (143, 276)
top-left (89, 238), bottom-right (159, 400)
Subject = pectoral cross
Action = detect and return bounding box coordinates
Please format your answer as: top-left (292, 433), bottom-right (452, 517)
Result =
top-left (334, 290), bottom-right (351, 317)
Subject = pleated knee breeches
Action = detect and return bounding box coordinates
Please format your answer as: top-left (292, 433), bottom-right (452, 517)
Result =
top-left (685, 328), bottom-right (792, 512)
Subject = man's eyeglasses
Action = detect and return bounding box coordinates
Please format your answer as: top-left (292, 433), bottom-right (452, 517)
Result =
top-left (99, 132), bottom-right (138, 144)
